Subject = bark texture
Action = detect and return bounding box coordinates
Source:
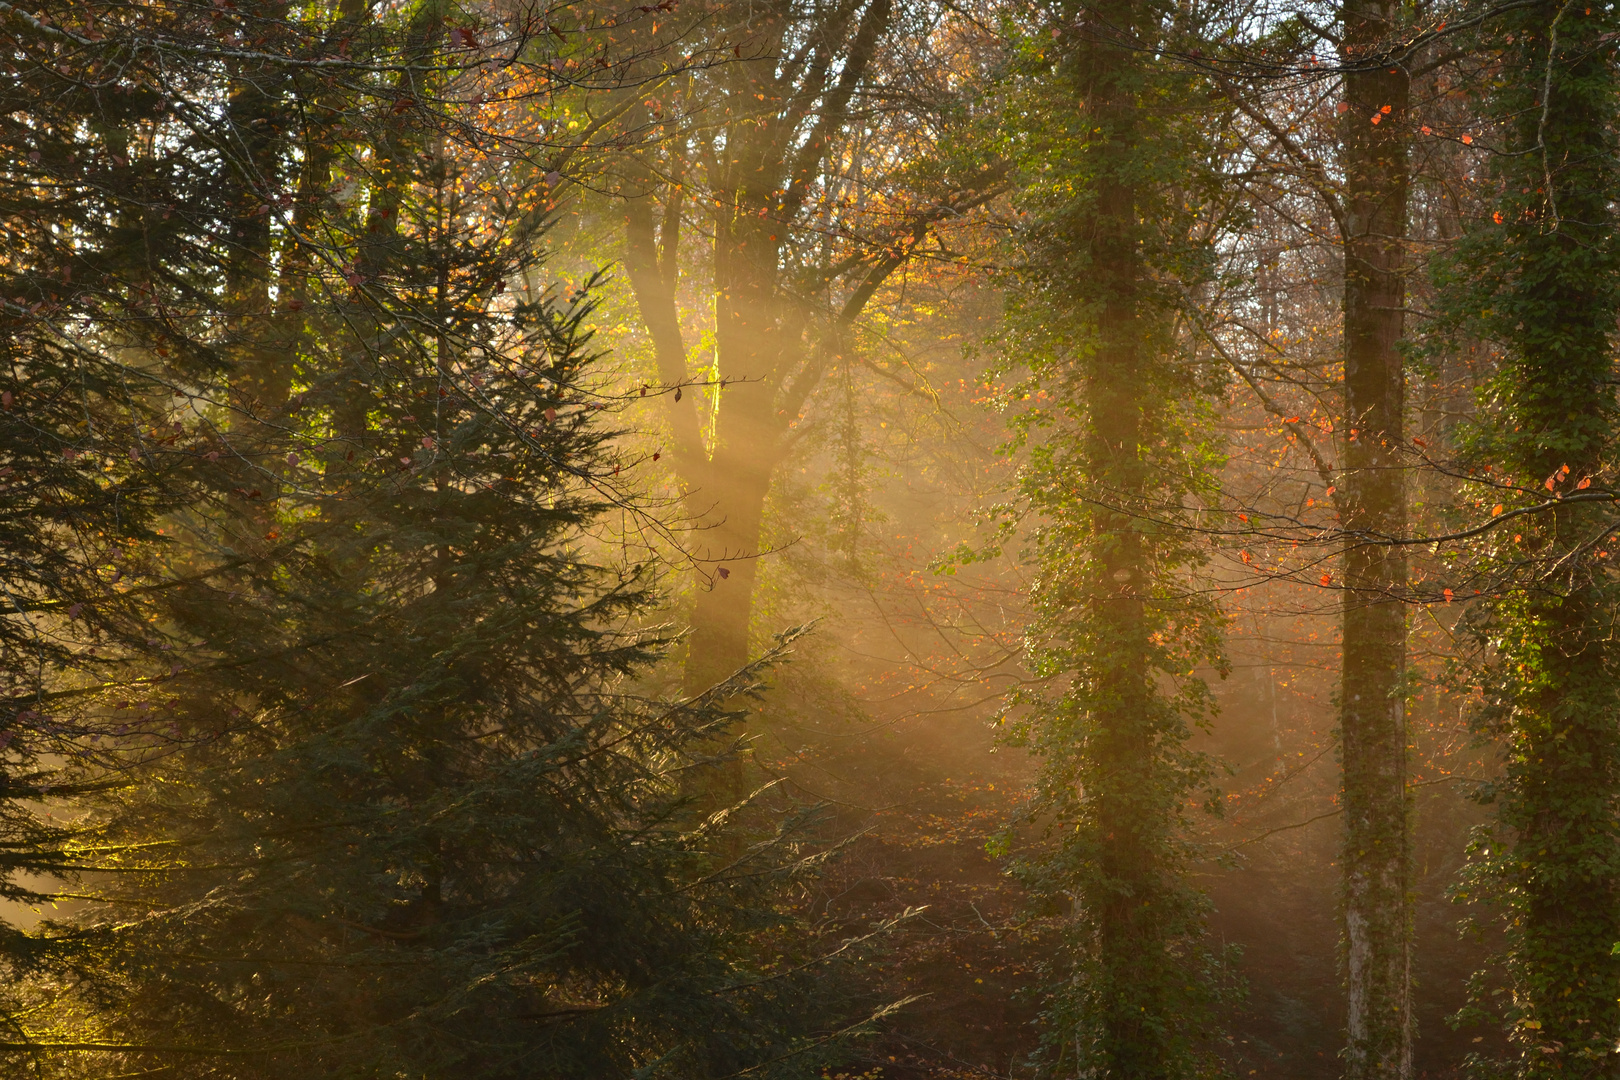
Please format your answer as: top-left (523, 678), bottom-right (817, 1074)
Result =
top-left (1337, 2), bottom-right (1412, 1077)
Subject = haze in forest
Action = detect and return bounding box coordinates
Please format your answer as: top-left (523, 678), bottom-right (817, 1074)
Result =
top-left (0, 1), bottom-right (1613, 1079)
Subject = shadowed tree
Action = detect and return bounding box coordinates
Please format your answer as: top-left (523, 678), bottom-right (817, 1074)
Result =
top-left (1439, 2), bottom-right (1620, 1075)
top-left (988, 1), bottom-right (1237, 1075)
top-left (1337, 2), bottom-right (1413, 1075)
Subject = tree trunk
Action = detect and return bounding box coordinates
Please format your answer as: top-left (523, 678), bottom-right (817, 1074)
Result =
top-left (1086, 141), bottom-right (1170, 1080)
top-left (1033, 4), bottom-right (1221, 1072)
top-left (1337, 3), bottom-right (1411, 1077)
top-left (1471, 3), bottom-right (1620, 1072)
top-left (616, 0), bottom-right (892, 696)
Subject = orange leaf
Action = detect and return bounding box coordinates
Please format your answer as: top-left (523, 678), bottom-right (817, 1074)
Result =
top-left (1443, 588), bottom-right (1454, 602)
top-left (1320, 573), bottom-right (1332, 587)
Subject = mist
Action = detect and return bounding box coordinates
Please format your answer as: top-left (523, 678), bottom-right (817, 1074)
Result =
top-left (0, 0), bottom-right (1613, 1078)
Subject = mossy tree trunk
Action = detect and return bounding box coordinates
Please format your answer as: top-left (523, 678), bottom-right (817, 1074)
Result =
top-left (1336, 2), bottom-right (1412, 1077)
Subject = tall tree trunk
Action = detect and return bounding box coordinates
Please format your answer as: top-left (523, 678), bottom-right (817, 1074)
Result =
top-left (999, 3), bottom-right (1230, 1074)
top-left (623, 149), bottom-right (789, 694)
top-left (1338, 3), bottom-right (1412, 1077)
top-left (683, 462), bottom-right (778, 696)
top-left (1464, 3), bottom-right (1620, 1073)
top-left (1334, 4), bottom-right (1412, 1075)
top-left (1085, 119), bottom-right (1169, 1077)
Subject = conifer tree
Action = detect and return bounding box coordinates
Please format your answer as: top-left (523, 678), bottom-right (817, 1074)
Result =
top-left (1438, 1), bottom-right (1620, 1074)
top-left (990, 2), bottom-right (1233, 1075)
top-left (41, 283), bottom-right (838, 1078)
top-left (0, 0), bottom-right (861, 1074)
top-left (0, 0), bottom-right (221, 1015)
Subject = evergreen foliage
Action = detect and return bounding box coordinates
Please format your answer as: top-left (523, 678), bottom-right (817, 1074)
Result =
top-left (0, 0), bottom-right (229, 1024)
top-left (0, 0), bottom-right (860, 1074)
top-left (985, 2), bottom-right (1236, 1075)
top-left (38, 289), bottom-right (842, 1077)
top-left (1433, 1), bottom-right (1620, 1073)
top-left (15, 0), bottom-right (1620, 1074)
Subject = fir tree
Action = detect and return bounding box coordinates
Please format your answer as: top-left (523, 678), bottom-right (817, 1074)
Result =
top-left (0, 0), bottom-right (863, 1074)
top-left (0, 0), bottom-right (227, 1021)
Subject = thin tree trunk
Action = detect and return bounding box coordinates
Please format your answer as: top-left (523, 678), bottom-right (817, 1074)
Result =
top-left (1337, 2), bottom-right (1411, 1076)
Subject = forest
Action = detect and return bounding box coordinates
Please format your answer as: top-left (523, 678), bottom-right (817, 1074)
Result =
top-left (1, 0), bottom-right (1617, 1076)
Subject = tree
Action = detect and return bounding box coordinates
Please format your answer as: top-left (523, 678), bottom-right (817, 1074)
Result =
top-left (989, 1), bottom-right (1235, 1075)
top-left (41, 289), bottom-right (842, 1078)
top-left (0, 1), bottom-right (865, 1074)
top-left (612, 0), bottom-right (1006, 692)
top-left (1336, 3), bottom-right (1414, 1075)
top-left (1438, 1), bottom-right (1620, 1074)
top-left (0, 0), bottom-right (227, 1024)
